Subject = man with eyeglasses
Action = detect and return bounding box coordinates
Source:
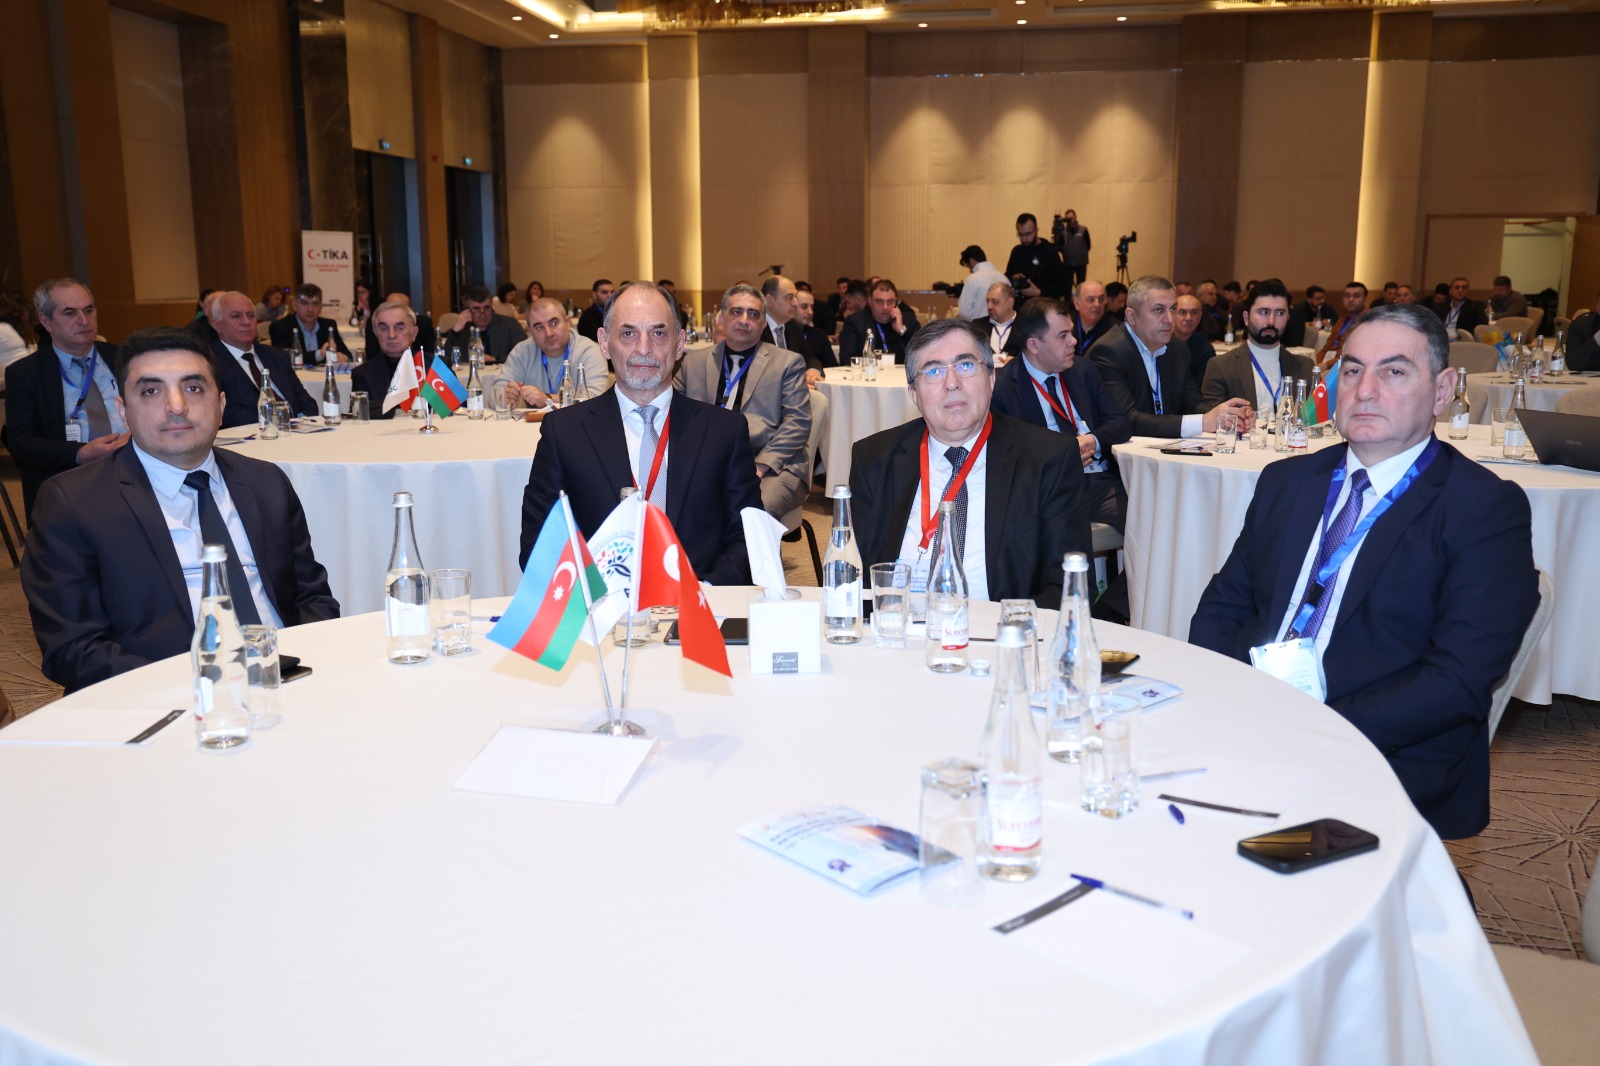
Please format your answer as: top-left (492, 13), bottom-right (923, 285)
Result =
top-left (675, 283), bottom-right (812, 520)
top-left (848, 318), bottom-right (1091, 610)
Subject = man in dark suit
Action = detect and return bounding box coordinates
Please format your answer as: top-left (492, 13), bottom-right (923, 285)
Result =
top-left (576, 279), bottom-right (615, 342)
top-left (1315, 282), bottom-right (1370, 369)
top-left (1286, 285), bottom-right (1334, 348)
top-left (990, 298), bottom-right (1131, 531)
top-left (1189, 304), bottom-right (1538, 840)
top-left (22, 328), bottom-right (339, 694)
top-left (1071, 280), bottom-right (1115, 354)
top-left (4, 278), bottom-right (130, 520)
top-left (1173, 294), bottom-right (1220, 385)
top-left (791, 288), bottom-right (839, 382)
top-left (206, 291), bottom-right (317, 428)
top-left (1091, 275), bottom-right (1252, 438)
top-left (818, 277), bottom-right (848, 337)
top-left (1566, 290), bottom-right (1600, 372)
top-left (839, 279), bottom-right (921, 364)
top-left (351, 300), bottom-right (419, 419)
top-left (267, 283), bottom-right (351, 364)
top-left (440, 284), bottom-right (525, 364)
top-left (1433, 277), bottom-right (1488, 338)
top-left (983, 282), bottom-right (1023, 360)
top-left (1200, 280), bottom-right (1314, 413)
top-left (849, 318), bottom-right (1091, 610)
top-left (520, 282), bottom-right (760, 586)
top-left (363, 292), bottom-right (435, 356)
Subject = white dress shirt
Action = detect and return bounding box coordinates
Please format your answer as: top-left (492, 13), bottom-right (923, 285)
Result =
top-left (51, 345), bottom-right (127, 438)
top-left (615, 385), bottom-right (674, 492)
top-left (894, 428), bottom-right (989, 601)
top-left (130, 442), bottom-right (283, 628)
top-left (989, 315), bottom-right (1016, 357)
top-left (1128, 328), bottom-right (1202, 437)
top-left (220, 341), bottom-right (285, 401)
top-left (1020, 355), bottom-right (1105, 474)
top-left (1275, 436), bottom-right (1433, 661)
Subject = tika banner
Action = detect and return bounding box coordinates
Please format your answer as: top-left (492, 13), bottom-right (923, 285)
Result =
top-left (300, 230), bottom-right (354, 322)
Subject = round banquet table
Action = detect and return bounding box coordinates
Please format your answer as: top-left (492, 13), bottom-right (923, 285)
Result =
top-left (816, 370), bottom-right (917, 493)
top-left (1464, 372), bottom-right (1589, 423)
top-left (1114, 424), bottom-right (1599, 704)
top-left (221, 415), bottom-right (540, 615)
top-left (0, 591), bottom-right (1532, 1066)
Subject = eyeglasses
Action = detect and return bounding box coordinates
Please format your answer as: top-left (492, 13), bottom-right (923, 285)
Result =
top-left (914, 358), bottom-right (986, 385)
top-left (724, 307), bottom-right (764, 321)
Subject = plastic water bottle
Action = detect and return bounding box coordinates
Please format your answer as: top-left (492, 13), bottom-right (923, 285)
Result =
top-left (192, 544), bottom-right (250, 750)
top-left (385, 492), bottom-right (432, 664)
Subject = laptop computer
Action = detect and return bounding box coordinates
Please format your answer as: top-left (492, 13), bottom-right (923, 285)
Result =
top-left (1518, 408), bottom-right (1600, 473)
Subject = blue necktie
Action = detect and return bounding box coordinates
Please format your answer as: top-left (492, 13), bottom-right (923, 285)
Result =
top-left (1295, 469), bottom-right (1371, 641)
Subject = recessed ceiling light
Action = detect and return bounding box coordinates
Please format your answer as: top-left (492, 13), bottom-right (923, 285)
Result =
top-left (512, 14), bottom-right (522, 20)
top-left (1017, 18), bottom-right (1027, 24)
top-left (918, 22), bottom-right (928, 27)
top-left (1015, 1), bottom-right (1025, 5)
top-left (549, 33), bottom-right (560, 38)
top-left (1117, 15), bottom-right (1127, 21)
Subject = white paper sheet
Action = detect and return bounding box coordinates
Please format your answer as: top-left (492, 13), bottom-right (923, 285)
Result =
top-left (452, 725), bottom-right (658, 805)
top-left (0, 707), bottom-right (185, 746)
top-left (1006, 888), bottom-right (1250, 1004)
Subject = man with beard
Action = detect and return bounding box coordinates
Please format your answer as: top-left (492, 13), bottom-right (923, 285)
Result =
top-left (1200, 279), bottom-right (1315, 413)
top-left (518, 281), bottom-right (760, 585)
top-left (1005, 213), bottom-right (1069, 300)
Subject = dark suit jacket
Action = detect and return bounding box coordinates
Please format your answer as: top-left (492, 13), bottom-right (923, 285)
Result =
top-left (519, 388), bottom-right (761, 586)
top-left (211, 341), bottom-right (318, 429)
top-left (441, 313), bottom-right (525, 363)
top-left (989, 354), bottom-right (1132, 476)
top-left (847, 412), bottom-right (1091, 610)
top-left (1004, 241), bottom-right (1069, 300)
top-left (4, 341), bottom-right (118, 519)
top-left (352, 354), bottom-right (403, 419)
top-left (1072, 314), bottom-right (1114, 355)
top-left (817, 294), bottom-right (841, 337)
top-left (984, 316), bottom-right (1023, 358)
top-left (363, 313), bottom-right (435, 358)
top-left (268, 316), bottom-right (352, 363)
top-left (1183, 332), bottom-right (1219, 384)
top-left (795, 322), bottom-right (838, 372)
top-left (760, 321), bottom-right (806, 357)
top-left (1188, 442), bottom-right (1538, 839)
top-left (22, 445), bottom-right (340, 694)
top-left (1200, 346), bottom-right (1314, 411)
top-left (1567, 311), bottom-right (1600, 373)
top-left (838, 308), bottom-right (921, 364)
top-left (1434, 299), bottom-right (1488, 337)
top-left (577, 303), bottom-right (605, 342)
top-left (1090, 323), bottom-right (1204, 438)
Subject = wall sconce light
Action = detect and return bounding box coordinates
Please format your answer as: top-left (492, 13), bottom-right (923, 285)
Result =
top-left (379, 139), bottom-right (391, 151)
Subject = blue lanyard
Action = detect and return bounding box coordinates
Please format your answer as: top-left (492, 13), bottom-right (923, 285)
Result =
top-left (873, 322), bottom-right (890, 349)
top-left (1248, 352), bottom-right (1281, 407)
top-left (541, 341), bottom-right (570, 393)
top-left (1287, 439), bottom-right (1441, 639)
top-left (722, 350), bottom-right (754, 404)
top-left (1144, 351), bottom-right (1165, 415)
top-left (59, 351), bottom-right (99, 421)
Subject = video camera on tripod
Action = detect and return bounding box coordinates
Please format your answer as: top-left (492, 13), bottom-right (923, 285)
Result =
top-left (1115, 231), bottom-right (1137, 283)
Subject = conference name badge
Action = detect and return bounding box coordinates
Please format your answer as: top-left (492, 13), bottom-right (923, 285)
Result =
top-left (65, 422), bottom-right (82, 443)
top-left (1249, 638), bottom-right (1327, 703)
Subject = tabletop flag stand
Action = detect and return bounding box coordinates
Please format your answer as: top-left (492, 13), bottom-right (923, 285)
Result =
top-left (381, 344), bottom-right (421, 417)
top-left (1303, 364), bottom-right (1336, 431)
top-left (487, 492), bottom-right (731, 739)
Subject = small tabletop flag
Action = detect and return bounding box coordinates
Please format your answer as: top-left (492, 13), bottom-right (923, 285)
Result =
top-left (382, 346), bottom-right (422, 413)
top-left (422, 357), bottom-right (466, 417)
top-left (489, 505), bottom-right (610, 671)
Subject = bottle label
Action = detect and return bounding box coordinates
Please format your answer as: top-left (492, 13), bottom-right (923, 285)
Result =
top-left (468, 395), bottom-right (484, 411)
top-left (1450, 412), bottom-right (1469, 431)
top-left (386, 598), bottom-right (430, 636)
top-left (823, 580), bottom-right (860, 617)
top-left (987, 774), bottom-right (1043, 851)
top-left (323, 401), bottom-right (341, 419)
top-left (937, 606), bottom-right (969, 650)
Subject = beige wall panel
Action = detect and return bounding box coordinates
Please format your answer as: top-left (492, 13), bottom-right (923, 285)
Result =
top-left (110, 8), bottom-right (200, 303)
top-left (698, 73), bottom-right (809, 287)
top-left (348, 0), bottom-right (415, 157)
top-left (868, 70), bottom-right (1176, 289)
top-left (647, 55), bottom-right (702, 294)
top-left (1422, 217), bottom-right (1503, 290)
top-left (504, 82), bottom-right (651, 290)
top-left (1353, 58), bottom-right (1430, 288)
top-left (439, 28), bottom-right (492, 169)
top-left (1420, 57), bottom-right (1600, 218)
top-left (1234, 60), bottom-right (1367, 289)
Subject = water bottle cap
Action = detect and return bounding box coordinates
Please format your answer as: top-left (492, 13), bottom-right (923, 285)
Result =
top-left (995, 622), bottom-right (1026, 649)
top-left (393, 491), bottom-right (415, 508)
top-left (1062, 551), bottom-right (1089, 573)
top-left (201, 543), bottom-right (227, 562)
top-left (831, 486), bottom-right (851, 499)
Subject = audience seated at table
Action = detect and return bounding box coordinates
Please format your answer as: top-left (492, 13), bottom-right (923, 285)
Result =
top-left (364, 292), bottom-right (436, 356)
top-left (351, 300), bottom-right (419, 419)
top-left (1201, 279), bottom-right (1315, 413)
top-left (268, 283), bottom-right (351, 364)
top-left (839, 279), bottom-right (921, 364)
top-left (1173, 294), bottom-right (1218, 384)
top-left (255, 285), bottom-right (288, 324)
top-left (1315, 282), bottom-right (1370, 368)
top-left (440, 284), bottom-right (525, 364)
top-left (504, 297), bottom-right (610, 407)
top-left (22, 327), bottom-right (339, 694)
top-left (849, 317), bottom-right (1091, 610)
top-left (1433, 277), bottom-right (1488, 337)
top-left (576, 279), bottom-right (615, 342)
top-left (1188, 303), bottom-right (1538, 840)
top-left (206, 291), bottom-right (317, 429)
top-left (1488, 275), bottom-right (1528, 319)
top-left (790, 288), bottom-right (838, 382)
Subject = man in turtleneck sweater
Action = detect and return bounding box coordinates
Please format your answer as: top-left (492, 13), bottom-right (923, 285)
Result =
top-left (1199, 279), bottom-right (1314, 415)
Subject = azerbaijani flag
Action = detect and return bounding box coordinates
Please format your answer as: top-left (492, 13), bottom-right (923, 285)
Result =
top-left (1301, 373), bottom-right (1330, 426)
top-left (382, 346), bottom-right (421, 413)
top-left (422, 357), bottom-right (466, 417)
top-left (488, 498), bottom-right (610, 670)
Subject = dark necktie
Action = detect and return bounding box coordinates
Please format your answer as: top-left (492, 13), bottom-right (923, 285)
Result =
top-left (1295, 468), bottom-right (1371, 641)
top-left (941, 445), bottom-right (970, 561)
top-left (1045, 374), bottom-right (1072, 432)
top-left (774, 324), bottom-right (786, 350)
top-left (183, 470), bottom-right (263, 626)
top-left (243, 350), bottom-right (265, 391)
top-left (72, 357), bottom-right (113, 437)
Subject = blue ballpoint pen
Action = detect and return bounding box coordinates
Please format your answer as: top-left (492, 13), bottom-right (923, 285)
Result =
top-left (1168, 803), bottom-right (1185, 825)
top-left (1071, 874), bottom-right (1195, 921)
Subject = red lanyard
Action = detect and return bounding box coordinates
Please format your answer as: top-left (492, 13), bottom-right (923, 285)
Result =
top-left (1029, 374), bottom-right (1079, 430)
top-left (918, 414), bottom-right (993, 549)
top-left (636, 412), bottom-right (671, 500)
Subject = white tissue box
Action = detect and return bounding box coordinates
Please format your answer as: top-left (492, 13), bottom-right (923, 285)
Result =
top-left (748, 599), bottom-right (822, 674)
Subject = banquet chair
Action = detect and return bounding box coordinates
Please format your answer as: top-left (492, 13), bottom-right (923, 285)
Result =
top-left (1555, 390), bottom-right (1600, 417)
top-left (1525, 308), bottom-right (1545, 335)
top-left (0, 683), bottom-right (12, 729)
top-left (1491, 316), bottom-right (1535, 341)
top-left (779, 388), bottom-right (826, 584)
top-left (1488, 570), bottom-right (1553, 741)
top-left (1490, 848), bottom-right (1600, 1066)
top-left (1555, 316), bottom-right (1571, 337)
top-left (437, 312), bottom-right (460, 335)
top-left (1448, 342), bottom-right (1498, 374)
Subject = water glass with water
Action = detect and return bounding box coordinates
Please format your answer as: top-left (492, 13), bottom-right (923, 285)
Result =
top-left (1491, 407), bottom-right (1509, 446)
top-left (241, 624), bottom-right (283, 729)
top-left (349, 391), bottom-right (370, 423)
top-left (428, 569), bottom-right (472, 656)
top-left (1214, 411), bottom-right (1238, 454)
top-left (1080, 694), bottom-right (1141, 818)
top-left (919, 757), bottom-right (985, 908)
top-left (869, 563), bottom-right (911, 648)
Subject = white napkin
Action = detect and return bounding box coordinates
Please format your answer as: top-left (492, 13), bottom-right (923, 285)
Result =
top-left (742, 506), bottom-right (789, 601)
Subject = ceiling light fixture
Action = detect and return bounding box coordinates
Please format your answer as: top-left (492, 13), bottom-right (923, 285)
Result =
top-left (512, 14), bottom-right (523, 20)
top-left (1116, 15), bottom-right (1127, 20)
top-left (918, 21), bottom-right (928, 27)
top-left (549, 32), bottom-right (560, 38)
top-left (1017, 18), bottom-right (1027, 24)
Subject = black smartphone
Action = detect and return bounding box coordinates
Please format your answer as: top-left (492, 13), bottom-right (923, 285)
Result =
top-left (1238, 819), bottom-right (1379, 874)
top-left (1101, 650), bottom-right (1140, 675)
top-left (664, 618), bottom-right (749, 645)
top-left (279, 654), bottom-right (313, 684)
top-left (1161, 445), bottom-right (1213, 456)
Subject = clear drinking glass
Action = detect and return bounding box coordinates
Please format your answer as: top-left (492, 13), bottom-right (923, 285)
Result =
top-left (999, 599), bottom-right (1042, 708)
top-left (428, 569), bottom-right (472, 656)
top-left (919, 757), bottom-right (986, 908)
top-left (491, 379), bottom-right (514, 420)
top-left (241, 624), bottom-right (282, 730)
top-left (850, 356), bottom-right (864, 381)
top-left (349, 391), bottom-right (370, 423)
top-left (1080, 693), bottom-right (1141, 819)
top-left (1214, 411), bottom-right (1238, 453)
top-left (869, 562), bottom-right (910, 648)
top-left (1491, 407), bottom-right (1509, 446)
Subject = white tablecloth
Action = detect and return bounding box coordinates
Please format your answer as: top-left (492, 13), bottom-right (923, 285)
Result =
top-left (816, 373), bottom-right (917, 493)
top-left (295, 366), bottom-right (508, 413)
top-left (0, 592), bottom-right (1532, 1065)
top-left (1115, 425), bottom-right (1599, 703)
top-left (223, 416), bottom-right (540, 614)
top-left (1465, 372), bottom-right (1588, 423)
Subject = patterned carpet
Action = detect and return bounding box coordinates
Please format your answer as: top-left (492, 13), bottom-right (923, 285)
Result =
top-left (0, 465), bottom-right (1593, 958)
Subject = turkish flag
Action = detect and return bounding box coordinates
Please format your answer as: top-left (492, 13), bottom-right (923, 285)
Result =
top-left (635, 504), bottom-right (730, 677)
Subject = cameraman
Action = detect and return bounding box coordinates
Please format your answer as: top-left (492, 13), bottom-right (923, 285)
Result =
top-left (1005, 213), bottom-right (1069, 300)
top-left (1056, 210), bottom-right (1091, 289)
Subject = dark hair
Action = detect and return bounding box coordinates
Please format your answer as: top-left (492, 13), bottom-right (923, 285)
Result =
top-left (462, 284), bottom-right (492, 304)
top-left (796, 280), bottom-right (812, 293)
top-left (1346, 282), bottom-right (1368, 297)
top-left (525, 280), bottom-right (544, 302)
top-left (1223, 280), bottom-right (1242, 293)
top-left (1383, 281), bottom-right (1398, 290)
top-left (0, 291), bottom-right (32, 336)
top-left (846, 279), bottom-right (869, 299)
top-left (870, 279), bottom-right (899, 298)
top-left (260, 286), bottom-right (285, 305)
top-left (836, 275), bottom-right (850, 285)
top-left (1347, 303), bottom-right (1450, 376)
top-left (496, 282), bottom-right (517, 302)
top-left (113, 328), bottom-right (220, 394)
top-left (1016, 213), bottom-right (1038, 228)
top-left (1243, 278), bottom-right (1292, 312)
top-left (295, 283), bottom-right (323, 301)
top-left (1015, 297), bottom-right (1069, 351)
top-left (1306, 285), bottom-right (1326, 299)
top-left (903, 318), bottom-right (993, 385)
top-left (592, 278), bottom-right (614, 294)
top-left (1105, 281), bottom-right (1127, 300)
top-left (760, 276), bottom-right (787, 298)
top-left (961, 244), bottom-right (987, 264)
top-left (1493, 275), bottom-right (1512, 288)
